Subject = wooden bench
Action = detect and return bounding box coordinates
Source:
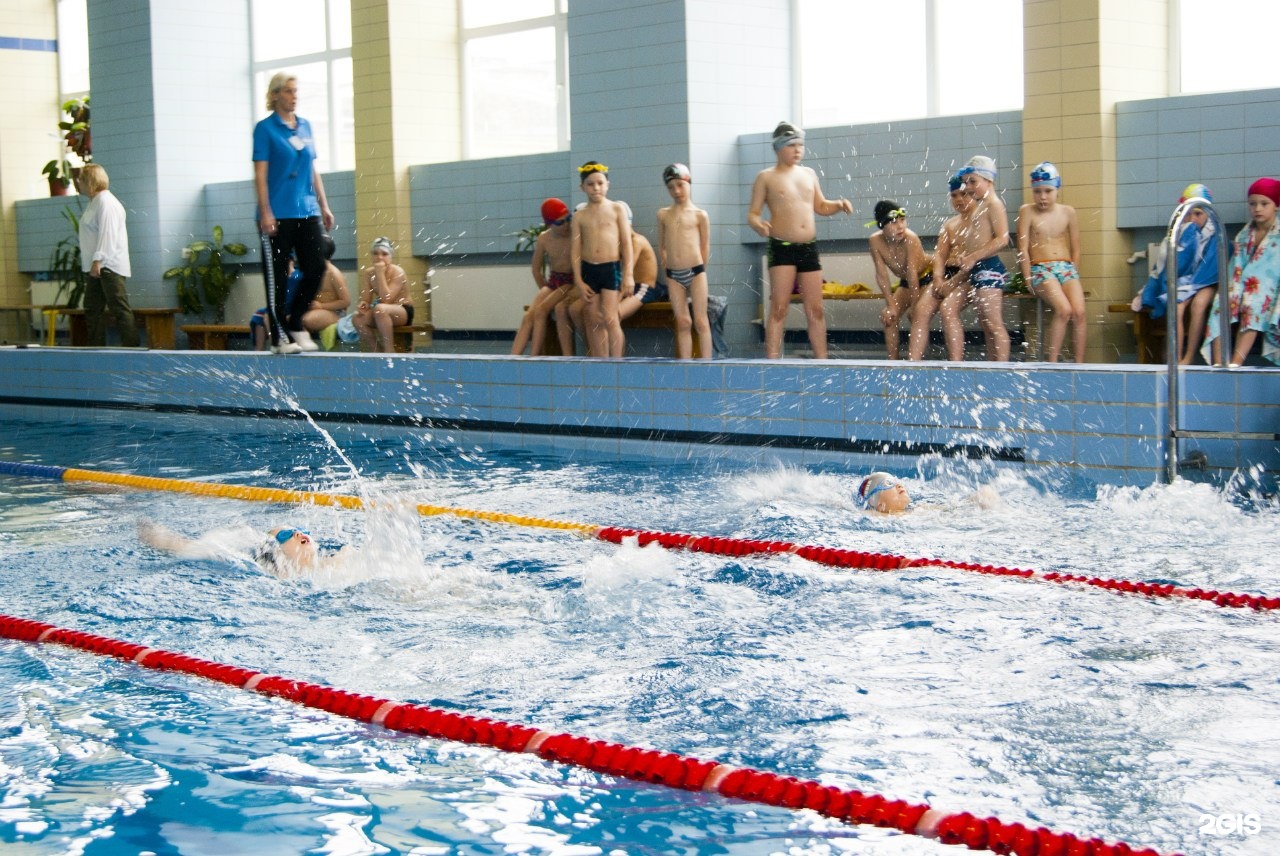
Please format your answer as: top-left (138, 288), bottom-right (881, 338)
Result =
top-left (1109, 303), bottom-right (1166, 364)
top-left (0, 304), bottom-right (59, 345)
top-left (59, 307), bottom-right (179, 349)
top-left (182, 322), bottom-right (433, 353)
top-left (537, 301), bottom-right (704, 357)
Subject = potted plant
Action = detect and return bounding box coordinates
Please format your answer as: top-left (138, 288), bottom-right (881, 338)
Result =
top-left (164, 226), bottom-right (249, 321)
top-left (59, 97), bottom-right (91, 162)
top-left (42, 159), bottom-right (73, 196)
top-left (41, 97), bottom-right (90, 197)
top-left (48, 205), bottom-right (86, 308)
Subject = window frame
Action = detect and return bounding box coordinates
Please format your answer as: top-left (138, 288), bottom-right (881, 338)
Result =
top-left (793, 0), bottom-right (1023, 128)
top-left (249, 0), bottom-right (353, 173)
top-left (458, 0), bottom-right (569, 160)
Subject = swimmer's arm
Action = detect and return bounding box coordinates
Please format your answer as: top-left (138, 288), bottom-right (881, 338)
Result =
top-left (656, 209), bottom-right (669, 274)
top-left (904, 234), bottom-right (926, 289)
top-left (618, 205), bottom-right (635, 292)
top-left (697, 208), bottom-right (711, 265)
top-left (570, 216), bottom-right (591, 300)
top-left (811, 172), bottom-right (852, 217)
top-left (531, 234), bottom-right (550, 289)
top-left (138, 522), bottom-right (224, 560)
top-left (747, 173), bottom-right (771, 237)
top-left (973, 199), bottom-right (1011, 262)
top-left (869, 235), bottom-right (894, 301)
top-left (1067, 205), bottom-right (1081, 266)
top-left (1016, 204), bottom-right (1034, 283)
top-left (933, 227), bottom-right (954, 291)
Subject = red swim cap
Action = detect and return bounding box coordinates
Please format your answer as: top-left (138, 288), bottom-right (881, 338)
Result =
top-left (541, 198), bottom-right (570, 224)
top-left (1247, 177), bottom-right (1280, 207)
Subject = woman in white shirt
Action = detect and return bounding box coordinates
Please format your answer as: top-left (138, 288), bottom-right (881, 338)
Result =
top-left (77, 163), bottom-right (139, 347)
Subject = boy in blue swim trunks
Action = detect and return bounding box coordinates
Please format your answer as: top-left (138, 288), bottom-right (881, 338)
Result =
top-left (1016, 161), bottom-right (1085, 362)
top-left (572, 161), bottom-right (633, 357)
top-left (748, 121), bottom-right (853, 358)
top-left (957, 155), bottom-right (1013, 361)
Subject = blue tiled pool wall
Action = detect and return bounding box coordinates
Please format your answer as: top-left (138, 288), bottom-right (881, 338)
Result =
top-left (2, 349), bottom-right (1276, 487)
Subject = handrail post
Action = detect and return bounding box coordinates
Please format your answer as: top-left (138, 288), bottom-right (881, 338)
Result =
top-left (1160, 198), bottom-right (1231, 484)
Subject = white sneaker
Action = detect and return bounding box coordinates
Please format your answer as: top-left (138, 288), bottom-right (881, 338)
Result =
top-left (291, 329), bottom-right (319, 352)
top-left (271, 340), bottom-right (303, 355)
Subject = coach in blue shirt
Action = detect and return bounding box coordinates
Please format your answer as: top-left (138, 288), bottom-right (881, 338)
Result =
top-left (253, 72), bottom-right (334, 354)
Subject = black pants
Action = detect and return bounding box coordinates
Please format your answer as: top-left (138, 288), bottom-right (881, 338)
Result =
top-left (85, 268), bottom-right (140, 347)
top-left (260, 217), bottom-right (326, 346)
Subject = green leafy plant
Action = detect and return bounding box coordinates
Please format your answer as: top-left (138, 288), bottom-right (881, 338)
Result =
top-left (59, 96), bottom-right (91, 161)
top-left (164, 226), bottom-right (249, 321)
top-left (49, 206), bottom-right (85, 308)
top-left (512, 222), bottom-right (546, 253)
top-left (42, 158), bottom-right (74, 193)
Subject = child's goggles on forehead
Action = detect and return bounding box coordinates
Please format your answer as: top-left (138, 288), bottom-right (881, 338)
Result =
top-left (885, 208), bottom-right (907, 222)
top-left (275, 528), bottom-right (310, 544)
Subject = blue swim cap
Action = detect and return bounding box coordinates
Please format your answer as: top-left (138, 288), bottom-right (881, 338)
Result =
top-left (949, 169), bottom-right (971, 192)
top-left (1030, 161), bottom-right (1061, 188)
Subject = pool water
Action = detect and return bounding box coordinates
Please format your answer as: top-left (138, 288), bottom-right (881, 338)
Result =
top-left (1, 404), bottom-right (1277, 855)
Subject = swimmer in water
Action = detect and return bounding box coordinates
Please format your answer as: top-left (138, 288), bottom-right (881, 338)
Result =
top-left (856, 472), bottom-right (912, 514)
top-left (138, 521), bottom-right (350, 578)
top-left (855, 473), bottom-right (1001, 514)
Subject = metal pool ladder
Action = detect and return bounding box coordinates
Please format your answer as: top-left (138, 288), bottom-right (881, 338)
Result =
top-left (1162, 196), bottom-right (1233, 483)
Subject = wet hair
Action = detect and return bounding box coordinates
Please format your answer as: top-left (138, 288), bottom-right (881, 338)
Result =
top-left (320, 233), bottom-right (336, 260)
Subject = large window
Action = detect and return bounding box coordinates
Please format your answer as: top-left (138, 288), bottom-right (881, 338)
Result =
top-left (1176, 1), bottom-right (1280, 94)
top-left (250, 0), bottom-right (353, 173)
top-left (797, 0), bottom-right (1022, 128)
top-left (461, 0), bottom-right (568, 160)
top-left (56, 0), bottom-right (89, 99)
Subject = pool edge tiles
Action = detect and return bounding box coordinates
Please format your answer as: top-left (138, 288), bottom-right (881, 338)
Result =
top-left (0, 348), bottom-right (1277, 486)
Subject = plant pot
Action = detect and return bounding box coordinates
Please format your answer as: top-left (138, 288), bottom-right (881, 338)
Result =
top-left (48, 177), bottom-right (69, 197)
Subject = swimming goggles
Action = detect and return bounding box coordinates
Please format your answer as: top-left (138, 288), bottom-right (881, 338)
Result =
top-left (275, 528), bottom-right (311, 544)
top-left (578, 163), bottom-right (608, 174)
top-left (1029, 167), bottom-right (1061, 187)
top-left (859, 479), bottom-right (901, 510)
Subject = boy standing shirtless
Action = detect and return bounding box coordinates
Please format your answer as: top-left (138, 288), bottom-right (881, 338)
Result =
top-left (572, 161), bottom-right (634, 357)
top-left (957, 155), bottom-right (1012, 361)
top-left (657, 163), bottom-right (712, 359)
top-left (1016, 162), bottom-right (1085, 362)
top-left (748, 121), bottom-right (853, 359)
top-left (868, 200), bottom-right (929, 359)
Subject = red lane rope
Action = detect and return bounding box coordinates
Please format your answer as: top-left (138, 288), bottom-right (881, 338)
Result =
top-left (594, 527), bottom-right (1280, 612)
top-left (0, 612), bottom-right (1175, 856)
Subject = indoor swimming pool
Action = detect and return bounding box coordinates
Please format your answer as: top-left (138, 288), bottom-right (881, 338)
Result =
top-left (0, 404), bottom-right (1276, 855)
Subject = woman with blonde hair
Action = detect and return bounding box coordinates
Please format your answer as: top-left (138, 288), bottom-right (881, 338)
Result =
top-left (252, 71), bottom-right (334, 354)
top-left (77, 163), bottom-right (139, 347)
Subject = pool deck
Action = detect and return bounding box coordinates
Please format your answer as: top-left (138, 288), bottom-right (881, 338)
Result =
top-left (1, 346), bottom-right (1277, 487)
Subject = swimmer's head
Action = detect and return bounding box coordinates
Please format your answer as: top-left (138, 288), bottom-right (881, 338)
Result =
top-left (873, 200), bottom-right (908, 229)
top-left (663, 163), bottom-right (691, 186)
top-left (578, 161), bottom-right (608, 183)
top-left (857, 473), bottom-right (911, 514)
top-left (256, 527), bottom-right (319, 575)
top-left (541, 197), bottom-right (570, 225)
top-left (772, 121), bottom-right (805, 151)
top-left (319, 233), bottom-right (336, 260)
top-left (948, 172), bottom-right (967, 193)
top-left (1179, 183), bottom-right (1212, 204)
top-left (370, 236), bottom-right (393, 258)
top-left (965, 155), bottom-right (997, 182)
top-left (1030, 161), bottom-right (1061, 189)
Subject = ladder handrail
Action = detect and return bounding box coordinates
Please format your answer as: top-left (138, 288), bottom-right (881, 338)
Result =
top-left (1163, 198), bottom-right (1232, 483)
